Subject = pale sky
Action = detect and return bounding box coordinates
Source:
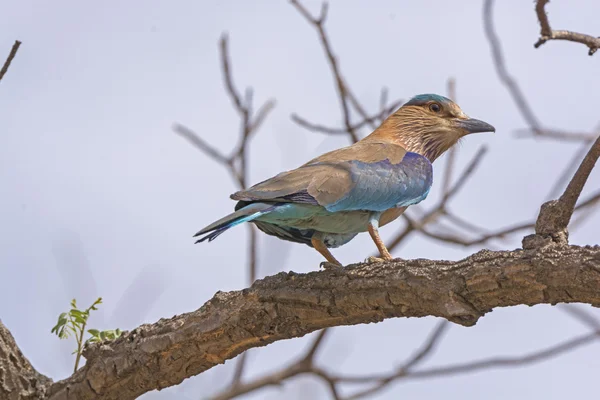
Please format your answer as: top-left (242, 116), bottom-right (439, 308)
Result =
top-left (1, 1), bottom-right (599, 399)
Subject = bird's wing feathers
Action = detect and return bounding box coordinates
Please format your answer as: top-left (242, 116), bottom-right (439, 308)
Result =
top-left (231, 142), bottom-right (432, 212)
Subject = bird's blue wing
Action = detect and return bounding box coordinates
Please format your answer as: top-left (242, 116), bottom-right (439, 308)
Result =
top-left (323, 152), bottom-right (433, 212)
top-left (232, 150), bottom-right (432, 213)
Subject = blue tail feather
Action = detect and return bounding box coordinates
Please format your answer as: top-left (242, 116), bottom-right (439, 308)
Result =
top-left (194, 203), bottom-right (280, 243)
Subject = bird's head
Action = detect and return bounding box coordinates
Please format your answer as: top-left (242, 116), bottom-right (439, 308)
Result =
top-left (370, 94), bottom-right (495, 162)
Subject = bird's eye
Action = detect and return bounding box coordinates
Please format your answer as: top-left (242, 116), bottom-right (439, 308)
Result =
top-left (429, 103), bottom-right (442, 113)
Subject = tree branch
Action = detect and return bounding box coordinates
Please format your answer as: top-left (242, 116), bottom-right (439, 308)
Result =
top-left (534, 0), bottom-right (600, 55)
top-left (44, 245), bottom-right (600, 400)
top-left (0, 40), bottom-right (21, 84)
top-left (526, 134), bottom-right (600, 246)
top-left (483, 0), bottom-right (598, 142)
top-left (0, 320), bottom-right (52, 399)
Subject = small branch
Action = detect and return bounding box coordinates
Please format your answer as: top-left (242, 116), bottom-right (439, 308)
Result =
top-left (219, 34), bottom-right (245, 113)
top-left (403, 321), bottom-right (449, 369)
top-left (290, 0), bottom-right (358, 142)
top-left (545, 139), bottom-right (596, 199)
top-left (340, 330), bottom-right (599, 388)
top-left (291, 100), bottom-right (401, 136)
top-left (73, 318), bottom-right (88, 373)
top-left (173, 124), bottom-right (230, 165)
top-left (534, 0), bottom-right (600, 55)
top-left (555, 135), bottom-right (600, 221)
top-left (412, 188), bottom-right (600, 249)
top-left (441, 146), bottom-right (488, 204)
top-left (483, 0), bottom-right (542, 132)
top-left (442, 78), bottom-right (458, 197)
top-left (344, 321), bottom-right (450, 400)
top-left (535, 0), bottom-right (552, 37)
top-left (174, 34), bottom-right (275, 391)
top-left (404, 215), bottom-right (532, 248)
top-left (230, 352), bottom-right (248, 388)
top-left (559, 305), bottom-right (600, 330)
top-left (0, 40), bottom-right (21, 83)
top-left (303, 329), bottom-right (329, 363)
top-left (529, 135), bottom-right (600, 245)
top-left (405, 331), bottom-right (599, 379)
top-left (484, 0), bottom-right (596, 144)
top-left (515, 128), bottom-right (598, 143)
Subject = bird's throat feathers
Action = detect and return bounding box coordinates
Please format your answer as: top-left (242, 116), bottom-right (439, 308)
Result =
top-left (365, 107), bottom-right (461, 162)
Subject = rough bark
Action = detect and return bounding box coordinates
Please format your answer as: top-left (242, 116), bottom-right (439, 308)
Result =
top-left (38, 244), bottom-right (600, 400)
top-left (0, 321), bottom-right (52, 400)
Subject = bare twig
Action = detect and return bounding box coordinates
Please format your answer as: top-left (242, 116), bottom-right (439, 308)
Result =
top-left (289, 0), bottom-right (404, 144)
top-left (343, 321), bottom-right (449, 400)
top-left (0, 40), bottom-right (21, 83)
top-left (534, 0), bottom-right (600, 55)
top-left (483, 0), bottom-right (542, 132)
top-left (410, 188), bottom-right (600, 249)
top-left (442, 78), bottom-right (458, 196)
top-left (340, 331), bottom-right (599, 389)
top-left (484, 0), bottom-right (598, 143)
top-left (173, 124), bottom-right (230, 165)
top-left (554, 135), bottom-right (600, 223)
top-left (441, 146), bottom-right (488, 204)
top-left (559, 305), bottom-right (600, 330)
top-left (174, 34), bottom-right (276, 388)
top-left (514, 128), bottom-right (598, 142)
top-left (532, 135), bottom-right (600, 242)
top-left (291, 100), bottom-right (401, 136)
top-left (406, 331), bottom-right (599, 379)
top-left (212, 329), bottom-right (330, 400)
top-left (290, 0), bottom-right (358, 142)
top-left (219, 34), bottom-right (245, 113)
top-left (546, 139), bottom-right (596, 199)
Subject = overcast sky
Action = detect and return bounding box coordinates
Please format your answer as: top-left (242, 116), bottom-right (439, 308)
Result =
top-left (1, 1), bottom-right (599, 399)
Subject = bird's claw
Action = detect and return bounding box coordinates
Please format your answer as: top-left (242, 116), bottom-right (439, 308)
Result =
top-left (320, 261), bottom-right (343, 270)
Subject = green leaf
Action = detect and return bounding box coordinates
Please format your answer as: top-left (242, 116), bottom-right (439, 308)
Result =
top-left (70, 299), bottom-right (77, 308)
top-left (69, 320), bottom-right (82, 330)
top-left (69, 310), bottom-right (88, 325)
top-left (88, 297), bottom-right (103, 311)
top-left (87, 329), bottom-right (100, 337)
top-left (51, 313), bottom-right (68, 335)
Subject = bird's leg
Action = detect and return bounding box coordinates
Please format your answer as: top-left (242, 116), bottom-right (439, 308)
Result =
top-left (366, 213), bottom-right (394, 263)
top-left (311, 236), bottom-right (343, 270)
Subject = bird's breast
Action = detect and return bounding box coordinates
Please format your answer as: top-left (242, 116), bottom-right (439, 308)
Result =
top-left (379, 206), bottom-right (407, 227)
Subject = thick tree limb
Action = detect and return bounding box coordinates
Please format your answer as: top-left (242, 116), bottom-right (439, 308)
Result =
top-left (0, 320), bottom-right (52, 400)
top-left (41, 244), bottom-right (600, 400)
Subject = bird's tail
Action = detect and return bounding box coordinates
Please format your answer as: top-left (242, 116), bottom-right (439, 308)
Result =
top-left (194, 202), bottom-right (279, 243)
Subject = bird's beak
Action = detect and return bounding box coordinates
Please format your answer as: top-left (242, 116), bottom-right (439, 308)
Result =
top-left (454, 118), bottom-right (496, 134)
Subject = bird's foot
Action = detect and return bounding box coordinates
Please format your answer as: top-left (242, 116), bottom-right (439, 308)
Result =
top-left (364, 256), bottom-right (394, 264)
top-left (320, 261), bottom-right (343, 271)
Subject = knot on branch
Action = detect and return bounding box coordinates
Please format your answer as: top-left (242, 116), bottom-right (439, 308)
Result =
top-left (522, 200), bottom-right (570, 249)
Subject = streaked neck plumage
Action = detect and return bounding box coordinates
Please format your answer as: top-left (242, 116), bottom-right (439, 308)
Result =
top-left (363, 110), bottom-right (461, 163)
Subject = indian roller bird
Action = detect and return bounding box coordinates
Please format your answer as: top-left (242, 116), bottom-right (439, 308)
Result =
top-left (195, 94), bottom-right (495, 267)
